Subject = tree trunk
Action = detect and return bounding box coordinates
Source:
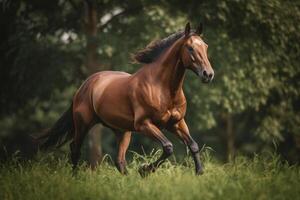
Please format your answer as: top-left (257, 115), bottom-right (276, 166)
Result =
top-left (220, 112), bottom-right (235, 162)
top-left (226, 113), bottom-right (235, 162)
top-left (83, 0), bottom-right (102, 169)
top-left (83, 0), bottom-right (100, 73)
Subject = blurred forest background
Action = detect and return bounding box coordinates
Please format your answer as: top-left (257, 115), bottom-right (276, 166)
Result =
top-left (0, 0), bottom-right (299, 165)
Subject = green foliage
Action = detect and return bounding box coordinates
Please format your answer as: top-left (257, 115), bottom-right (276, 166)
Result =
top-left (181, 0), bottom-right (300, 152)
top-left (0, 151), bottom-right (300, 200)
top-left (0, 0), bottom-right (300, 161)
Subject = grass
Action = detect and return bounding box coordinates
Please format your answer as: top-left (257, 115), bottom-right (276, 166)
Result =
top-left (0, 150), bottom-right (300, 200)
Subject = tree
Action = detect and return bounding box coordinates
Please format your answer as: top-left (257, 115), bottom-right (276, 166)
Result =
top-left (0, 0), bottom-right (299, 163)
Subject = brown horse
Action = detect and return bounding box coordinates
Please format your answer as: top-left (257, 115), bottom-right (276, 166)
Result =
top-left (39, 22), bottom-right (214, 176)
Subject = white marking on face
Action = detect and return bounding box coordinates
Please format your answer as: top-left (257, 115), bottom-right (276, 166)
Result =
top-left (193, 38), bottom-right (205, 46)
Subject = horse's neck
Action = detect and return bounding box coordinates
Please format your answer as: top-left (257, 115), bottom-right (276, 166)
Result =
top-left (151, 37), bottom-right (186, 96)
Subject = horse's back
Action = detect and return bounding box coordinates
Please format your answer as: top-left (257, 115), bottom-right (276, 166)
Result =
top-left (90, 71), bottom-right (131, 83)
top-left (91, 70), bottom-right (132, 102)
top-left (74, 71), bottom-right (130, 102)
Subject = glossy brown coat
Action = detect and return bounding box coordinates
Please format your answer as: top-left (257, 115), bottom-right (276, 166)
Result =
top-left (41, 22), bottom-right (214, 176)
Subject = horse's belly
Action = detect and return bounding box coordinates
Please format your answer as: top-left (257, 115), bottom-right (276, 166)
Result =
top-left (99, 111), bottom-right (135, 131)
top-left (96, 98), bottom-right (135, 130)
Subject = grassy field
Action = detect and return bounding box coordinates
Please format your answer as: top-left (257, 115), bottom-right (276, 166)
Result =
top-left (0, 150), bottom-right (299, 200)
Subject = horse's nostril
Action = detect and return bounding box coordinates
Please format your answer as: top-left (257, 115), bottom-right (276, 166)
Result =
top-left (202, 70), bottom-right (208, 78)
top-left (208, 73), bottom-right (213, 79)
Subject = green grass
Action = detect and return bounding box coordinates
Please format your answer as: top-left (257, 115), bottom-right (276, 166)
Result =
top-left (1, 150), bottom-right (299, 200)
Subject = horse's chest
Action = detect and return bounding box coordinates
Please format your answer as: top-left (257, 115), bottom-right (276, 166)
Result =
top-left (138, 86), bottom-right (186, 125)
top-left (154, 106), bottom-right (184, 126)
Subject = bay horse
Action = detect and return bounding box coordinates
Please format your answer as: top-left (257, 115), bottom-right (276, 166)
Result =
top-left (38, 22), bottom-right (214, 176)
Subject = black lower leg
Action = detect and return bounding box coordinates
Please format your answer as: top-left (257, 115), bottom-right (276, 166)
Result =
top-left (188, 139), bottom-right (203, 175)
top-left (70, 142), bottom-right (80, 170)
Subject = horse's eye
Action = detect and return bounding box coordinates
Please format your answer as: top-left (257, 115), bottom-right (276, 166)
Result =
top-left (187, 46), bottom-right (194, 52)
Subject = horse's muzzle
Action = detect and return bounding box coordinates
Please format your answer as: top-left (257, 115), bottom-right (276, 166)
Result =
top-left (201, 68), bottom-right (214, 83)
top-left (191, 65), bottom-right (214, 83)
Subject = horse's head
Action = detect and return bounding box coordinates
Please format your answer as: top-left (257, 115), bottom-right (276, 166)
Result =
top-left (181, 22), bottom-right (214, 83)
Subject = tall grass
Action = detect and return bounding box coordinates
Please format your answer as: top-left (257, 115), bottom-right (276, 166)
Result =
top-left (0, 150), bottom-right (299, 200)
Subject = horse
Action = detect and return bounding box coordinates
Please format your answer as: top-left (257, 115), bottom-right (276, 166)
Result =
top-left (38, 22), bottom-right (214, 176)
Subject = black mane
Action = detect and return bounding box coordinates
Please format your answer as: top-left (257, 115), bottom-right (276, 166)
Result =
top-left (132, 31), bottom-right (186, 64)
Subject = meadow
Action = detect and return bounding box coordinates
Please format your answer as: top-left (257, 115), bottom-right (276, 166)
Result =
top-left (1, 150), bottom-right (299, 200)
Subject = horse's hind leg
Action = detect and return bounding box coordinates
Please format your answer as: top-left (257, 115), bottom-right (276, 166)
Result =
top-left (70, 112), bottom-right (90, 170)
top-left (113, 130), bottom-right (131, 175)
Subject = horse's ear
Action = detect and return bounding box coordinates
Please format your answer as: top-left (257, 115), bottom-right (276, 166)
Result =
top-left (184, 22), bottom-right (191, 37)
top-left (196, 23), bottom-right (203, 35)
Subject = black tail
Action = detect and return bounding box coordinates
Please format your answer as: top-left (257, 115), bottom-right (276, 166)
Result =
top-left (37, 103), bottom-right (74, 150)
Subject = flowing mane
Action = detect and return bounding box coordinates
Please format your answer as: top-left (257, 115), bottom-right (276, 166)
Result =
top-left (132, 31), bottom-right (186, 64)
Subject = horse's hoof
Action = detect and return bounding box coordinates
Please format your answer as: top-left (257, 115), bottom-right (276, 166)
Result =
top-left (116, 163), bottom-right (129, 175)
top-left (138, 165), bottom-right (147, 178)
top-left (196, 168), bottom-right (204, 176)
top-left (122, 168), bottom-right (129, 175)
top-left (138, 165), bottom-right (151, 178)
top-left (72, 167), bottom-right (78, 176)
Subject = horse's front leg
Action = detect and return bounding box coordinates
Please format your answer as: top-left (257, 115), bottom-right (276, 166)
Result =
top-left (136, 119), bottom-right (173, 177)
top-left (168, 119), bottom-right (204, 175)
